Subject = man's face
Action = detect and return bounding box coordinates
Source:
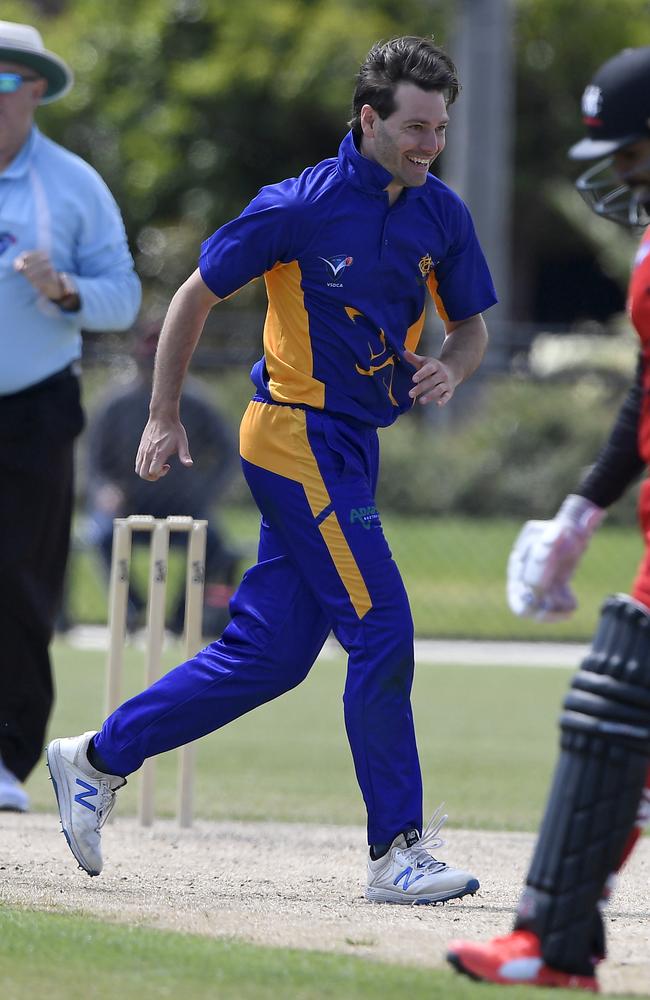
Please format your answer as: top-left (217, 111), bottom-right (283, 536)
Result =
top-left (360, 82), bottom-right (449, 192)
top-left (0, 61), bottom-right (46, 155)
top-left (612, 137), bottom-right (650, 189)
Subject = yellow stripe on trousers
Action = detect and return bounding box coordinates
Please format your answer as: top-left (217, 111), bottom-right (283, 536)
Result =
top-left (240, 400), bottom-right (372, 618)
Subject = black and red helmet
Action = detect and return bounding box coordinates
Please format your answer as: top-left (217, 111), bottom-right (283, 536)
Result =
top-left (569, 48), bottom-right (650, 227)
top-left (569, 46), bottom-right (650, 160)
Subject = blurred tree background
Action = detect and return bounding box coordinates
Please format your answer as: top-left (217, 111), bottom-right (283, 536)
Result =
top-left (10, 0), bottom-right (650, 637)
top-left (26, 0), bottom-right (455, 307)
top-left (16, 0), bottom-right (648, 323)
top-left (514, 0), bottom-right (650, 325)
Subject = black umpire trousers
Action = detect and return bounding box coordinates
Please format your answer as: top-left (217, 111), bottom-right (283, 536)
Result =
top-left (0, 368), bottom-right (84, 781)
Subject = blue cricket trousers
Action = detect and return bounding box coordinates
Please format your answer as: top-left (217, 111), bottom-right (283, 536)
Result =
top-left (95, 400), bottom-right (423, 843)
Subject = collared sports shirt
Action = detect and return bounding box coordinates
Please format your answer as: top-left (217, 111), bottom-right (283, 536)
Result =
top-left (0, 127), bottom-right (141, 395)
top-left (200, 131), bottom-right (497, 428)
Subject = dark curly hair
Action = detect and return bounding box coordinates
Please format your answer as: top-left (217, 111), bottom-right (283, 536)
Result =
top-left (349, 36), bottom-right (459, 140)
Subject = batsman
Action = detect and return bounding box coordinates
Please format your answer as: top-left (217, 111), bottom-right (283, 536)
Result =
top-left (449, 46), bottom-right (650, 992)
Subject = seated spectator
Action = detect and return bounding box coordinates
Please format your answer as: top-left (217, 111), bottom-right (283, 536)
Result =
top-left (85, 322), bottom-right (241, 635)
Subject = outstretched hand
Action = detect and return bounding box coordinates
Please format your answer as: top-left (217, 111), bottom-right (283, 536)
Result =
top-left (135, 417), bottom-right (193, 481)
top-left (403, 349), bottom-right (457, 407)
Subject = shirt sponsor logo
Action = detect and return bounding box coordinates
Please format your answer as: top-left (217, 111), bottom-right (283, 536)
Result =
top-left (350, 505), bottom-right (380, 530)
top-left (320, 253), bottom-right (353, 287)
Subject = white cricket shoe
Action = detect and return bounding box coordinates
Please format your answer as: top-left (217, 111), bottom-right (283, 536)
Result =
top-left (0, 755), bottom-right (29, 812)
top-left (365, 805), bottom-right (479, 905)
top-left (46, 731), bottom-right (126, 877)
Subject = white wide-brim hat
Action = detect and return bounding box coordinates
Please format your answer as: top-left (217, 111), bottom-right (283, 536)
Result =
top-left (0, 20), bottom-right (72, 103)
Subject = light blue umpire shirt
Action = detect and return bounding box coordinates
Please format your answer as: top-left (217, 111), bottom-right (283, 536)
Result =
top-left (0, 125), bottom-right (141, 394)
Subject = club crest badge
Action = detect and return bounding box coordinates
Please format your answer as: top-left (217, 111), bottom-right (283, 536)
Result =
top-left (418, 253), bottom-right (434, 279)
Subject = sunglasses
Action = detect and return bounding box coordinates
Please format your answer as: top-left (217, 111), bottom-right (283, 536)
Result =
top-left (0, 72), bottom-right (41, 94)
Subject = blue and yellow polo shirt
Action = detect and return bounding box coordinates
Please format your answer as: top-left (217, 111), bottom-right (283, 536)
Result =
top-left (200, 131), bottom-right (497, 428)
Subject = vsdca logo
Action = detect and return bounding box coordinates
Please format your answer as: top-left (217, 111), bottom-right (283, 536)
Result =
top-left (319, 254), bottom-right (353, 277)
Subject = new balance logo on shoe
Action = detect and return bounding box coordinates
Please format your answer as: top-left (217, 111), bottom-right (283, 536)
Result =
top-left (394, 866), bottom-right (426, 890)
top-left (366, 808), bottom-right (480, 905)
top-left (46, 732), bottom-right (126, 877)
top-left (74, 778), bottom-right (98, 811)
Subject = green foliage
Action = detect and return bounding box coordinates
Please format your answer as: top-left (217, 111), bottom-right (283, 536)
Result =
top-left (11, 0), bottom-right (650, 317)
top-left (64, 508), bottom-right (639, 640)
top-left (513, 0), bottom-right (650, 257)
top-left (22, 0), bottom-right (452, 305)
top-left (176, 364), bottom-right (638, 525)
top-left (377, 371), bottom-right (638, 522)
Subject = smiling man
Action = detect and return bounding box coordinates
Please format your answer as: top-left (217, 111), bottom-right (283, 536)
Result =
top-left (359, 81), bottom-right (449, 201)
top-left (47, 36), bottom-right (496, 902)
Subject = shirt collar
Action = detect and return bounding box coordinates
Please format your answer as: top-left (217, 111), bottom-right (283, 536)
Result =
top-left (1, 125), bottom-right (38, 180)
top-left (336, 129), bottom-right (428, 202)
top-left (337, 130), bottom-right (392, 194)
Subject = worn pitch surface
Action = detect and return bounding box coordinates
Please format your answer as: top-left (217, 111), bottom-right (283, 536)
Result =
top-left (1, 814), bottom-right (648, 995)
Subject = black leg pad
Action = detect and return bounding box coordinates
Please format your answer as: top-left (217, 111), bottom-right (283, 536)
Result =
top-left (514, 595), bottom-right (650, 975)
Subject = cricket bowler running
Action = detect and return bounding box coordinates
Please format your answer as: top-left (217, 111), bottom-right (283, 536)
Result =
top-left (47, 35), bottom-right (496, 902)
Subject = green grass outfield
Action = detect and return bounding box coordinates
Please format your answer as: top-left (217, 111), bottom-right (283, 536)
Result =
top-left (4, 909), bottom-right (635, 1000)
top-left (11, 645), bottom-right (640, 1000)
top-left (65, 510), bottom-right (640, 641)
top-left (29, 642), bottom-right (573, 829)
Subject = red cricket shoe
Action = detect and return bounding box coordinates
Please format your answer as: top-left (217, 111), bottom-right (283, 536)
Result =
top-left (447, 930), bottom-right (599, 992)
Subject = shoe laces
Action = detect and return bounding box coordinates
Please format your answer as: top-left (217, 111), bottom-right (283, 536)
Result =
top-left (94, 778), bottom-right (123, 831)
top-left (402, 803), bottom-right (449, 872)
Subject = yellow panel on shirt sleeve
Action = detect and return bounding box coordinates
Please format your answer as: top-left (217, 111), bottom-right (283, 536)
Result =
top-left (426, 271), bottom-right (449, 323)
top-left (404, 308), bottom-right (426, 352)
top-left (263, 261), bottom-right (325, 409)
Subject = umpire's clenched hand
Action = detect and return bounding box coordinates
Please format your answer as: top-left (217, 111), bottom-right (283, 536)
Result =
top-left (135, 416), bottom-right (193, 481)
top-left (403, 349), bottom-right (458, 407)
top-left (14, 250), bottom-right (62, 299)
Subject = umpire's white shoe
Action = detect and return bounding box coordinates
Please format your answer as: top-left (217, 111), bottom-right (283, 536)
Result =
top-left (0, 755), bottom-right (29, 812)
top-left (46, 732), bottom-right (126, 877)
top-left (365, 805), bottom-right (479, 905)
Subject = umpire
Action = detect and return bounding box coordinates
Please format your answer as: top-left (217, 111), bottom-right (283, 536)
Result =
top-left (0, 21), bottom-right (141, 810)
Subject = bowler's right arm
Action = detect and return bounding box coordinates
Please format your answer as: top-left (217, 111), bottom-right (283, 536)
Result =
top-left (135, 270), bottom-right (221, 481)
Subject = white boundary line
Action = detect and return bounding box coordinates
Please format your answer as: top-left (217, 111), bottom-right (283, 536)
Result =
top-left (58, 626), bottom-right (585, 668)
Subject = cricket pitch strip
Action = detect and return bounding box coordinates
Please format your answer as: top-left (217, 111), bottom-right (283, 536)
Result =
top-left (1, 814), bottom-right (648, 996)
